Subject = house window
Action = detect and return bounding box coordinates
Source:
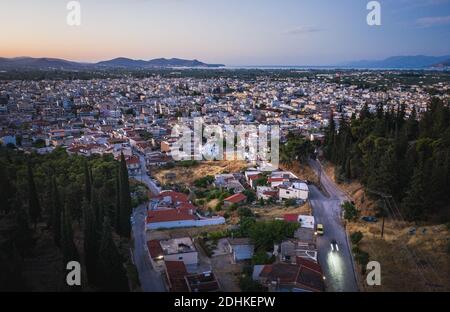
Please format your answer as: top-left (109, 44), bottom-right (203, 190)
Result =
top-left (178, 257), bottom-right (183, 260)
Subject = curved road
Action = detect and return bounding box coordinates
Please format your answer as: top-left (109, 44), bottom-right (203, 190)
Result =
top-left (308, 159), bottom-right (359, 292)
top-left (131, 150), bottom-right (165, 292)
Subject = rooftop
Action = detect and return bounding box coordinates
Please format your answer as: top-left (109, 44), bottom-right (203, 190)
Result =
top-left (146, 209), bottom-right (196, 224)
top-left (159, 237), bottom-right (197, 255)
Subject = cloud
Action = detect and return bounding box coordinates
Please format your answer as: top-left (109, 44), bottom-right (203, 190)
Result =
top-left (416, 15), bottom-right (450, 27)
top-left (282, 26), bottom-right (325, 35)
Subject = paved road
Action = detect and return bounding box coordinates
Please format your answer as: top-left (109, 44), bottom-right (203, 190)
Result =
top-left (135, 153), bottom-right (162, 195)
top-left (308, 159), bottom-right (359, 292)
top-left (131, 151), bottom-right (165, 292)
top-left (131, 204), bottom-right (166, 292)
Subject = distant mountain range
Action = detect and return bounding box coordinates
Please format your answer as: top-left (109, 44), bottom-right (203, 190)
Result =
top-left (0, 57), bottom-right (224, 70)
top-left (341, 55), bottom-right (450, 69)
top-left (1, 55), bottom-right (449, 70)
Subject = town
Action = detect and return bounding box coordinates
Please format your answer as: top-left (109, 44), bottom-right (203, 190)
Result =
top-left (1, 69), bottom-right (449, 292)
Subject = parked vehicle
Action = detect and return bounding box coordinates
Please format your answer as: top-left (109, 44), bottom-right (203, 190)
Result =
top-left (361, 216), bottom-right (378, 223)
top-left (315, 223), bottom-right (324, 236)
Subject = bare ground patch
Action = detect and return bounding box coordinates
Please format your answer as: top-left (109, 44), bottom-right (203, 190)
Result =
top-left (152, 161), bottom-right (248, 187)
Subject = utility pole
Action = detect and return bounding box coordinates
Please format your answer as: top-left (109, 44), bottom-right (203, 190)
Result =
top-left (366, 188), bottom-right (391, 239)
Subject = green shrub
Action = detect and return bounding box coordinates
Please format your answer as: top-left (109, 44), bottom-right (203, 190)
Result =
top-left (351, 231), bottom-right (363, 245)
top-left (194, 175), bottom-right (214, 188)
top-left (238, 207), bottom-right (254, 218)
top-left (343, 201), bottom-right (358, 221)
top-left (215, 201), bottom-right (224, 211)
top-left (353, 246), bottom-right (370, 274)
top-left (239, 276), bottom-right (267, 292)
top-left (251, 250), bottom-right (274, 265)
top-left (242, 189), bottom-right (256, 203)
top-left (197, 238), bottom-right (213, 257)
top-left (284, 198), bottom-right (297, 207)
top-left (207, 230), bottom-right (228, 241)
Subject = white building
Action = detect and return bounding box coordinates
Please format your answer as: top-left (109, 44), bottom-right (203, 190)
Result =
top-left (159, 237), bottom-right (199, 266)
top-left (278, 182), bottom-right (309, 201)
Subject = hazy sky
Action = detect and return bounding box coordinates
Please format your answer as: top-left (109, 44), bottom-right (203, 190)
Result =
top-left (1, 0), bottom-right (449, 65)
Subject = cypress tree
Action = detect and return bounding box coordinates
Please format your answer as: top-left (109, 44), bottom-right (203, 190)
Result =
top-left (119, 153), bottom-right (132, 238)
top-left (324, 111), bottom-right (336, 160)
top-left (84, 161), bottom-right (91, 203)
top-left (51, 177), bottom-right (62, 247)
top-left (13, 204), bottom-right (34, 258)
top-left (0, 165), bottom-right (14, 215)
top-left (91, 189), bottom-right (102, 230)
top-left (114, 168), bottom-right (121, 234)
top-left (27, 160), bottom-right (41, 228)
top-left (97, 217), bottom-right (129, 291)
top-left (61, 203), bottom-right (79, 267)
top-left (82, 199), bottom-right (98, 285)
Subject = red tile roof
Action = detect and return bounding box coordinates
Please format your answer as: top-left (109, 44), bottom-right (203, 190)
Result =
top-left (268, 177), bottom-right (285, 182)
top-left (177, 202), bottom-right (196, 210)
top-left (284, 214), bottom-right (299, 223)
top-left (224, 193), bottom-right (247, 204)
top-left (296, 257), bottom-right (323, 274)
top-left (259, 261), bottom-right (325, 292)
top-left (165, 261), bottom-right (189, 292)
top-left (157, 191), bottom-right (189, 204)
top-left (147, 240), bottom-right (163, 258)
top-left (146, 209), bottom-right (196, 224)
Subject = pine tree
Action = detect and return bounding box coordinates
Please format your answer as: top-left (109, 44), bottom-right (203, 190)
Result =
top-left (27, 160), bottom-right (41, 228)
top-left (401, 165), bottom-right (427, 220)
top-left (96, 217), bottom-right (129, 291)
top-left (119, 153), bottom-right (132, 238)
top-left (82, 199), bottom-right (98, 285)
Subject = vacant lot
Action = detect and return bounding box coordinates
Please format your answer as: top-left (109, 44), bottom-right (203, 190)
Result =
top-left (252, 201), bottom-right (312, 220)
top-left (279, 161), bottom-right (317, 182)
top-left (152, 160), bottom-right (247, 186)
top-left (147, 224), bottom-right (230, 241)
top-left (348, 221), bottom-right (450, 292)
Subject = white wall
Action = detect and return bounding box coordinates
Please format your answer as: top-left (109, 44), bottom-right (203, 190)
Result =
top-left (147, 217), bottom-right (225, 230)
top-left (279, 188), bottom-right (308, 200)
